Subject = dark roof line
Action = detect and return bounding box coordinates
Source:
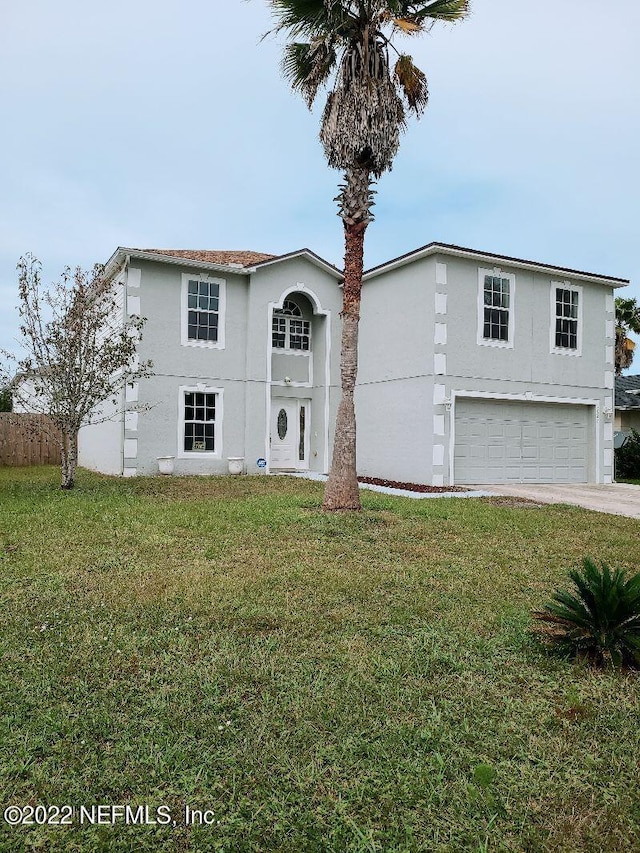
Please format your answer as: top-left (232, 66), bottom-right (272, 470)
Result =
top-left (364, 241), bottom-right (630, 284)
top-left (252, 247), bottom-right (342, 276)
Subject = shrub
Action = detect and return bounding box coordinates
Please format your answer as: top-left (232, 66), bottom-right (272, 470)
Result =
top-left (615, 428), bottom-right (640, 479)
top-left (0, 386), bottom-right (11, 412)
top-left (533, 557), bottom-right (640, 668)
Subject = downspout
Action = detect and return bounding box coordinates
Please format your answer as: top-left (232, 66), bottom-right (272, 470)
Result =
top-left (120, 255), bottom-right (130, 476)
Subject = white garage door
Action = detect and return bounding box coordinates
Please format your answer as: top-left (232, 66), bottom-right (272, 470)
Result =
top-left (454, 399), bottom-right (592, 484)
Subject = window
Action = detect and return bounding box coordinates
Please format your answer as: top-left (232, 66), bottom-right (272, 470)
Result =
top-left (178, 386), bottom-right (222, 457)
top-left (477, 268), bottom-right (515, 348)
top-left (181, 274), bottom-right (225, 349)
top-left (483, 275), bottom-right (510, 341)
top-left (555, 287), bottom-right (578, 349)
top-left (188, 280), bottom-right (219, 341)
top-left (550, 282), bottom-right (582, 356)
top-left (272, 299), bottom-right (311, 351)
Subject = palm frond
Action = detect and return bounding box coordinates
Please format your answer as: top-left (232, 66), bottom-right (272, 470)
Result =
top-left (394, 54), bottom-right (428, 115)
top-left (282, 41), bottom-right (338, 107)
top-left (267, 0), bottom-right (354, 40)
top-left (414, 0), bottom-right (470, 23)
top-left (392, 17), bottom-right (424, 34)
top-left (269, 0), bottom-right (469, 179)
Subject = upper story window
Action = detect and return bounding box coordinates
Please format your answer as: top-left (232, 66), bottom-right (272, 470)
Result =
top-left (181, 274), bottom-right (226, 349)
top-left (272, 299), bottom-right (311, 352)
top-left (477, 268), bottom-right (515, 349)
top-left (551, 282), bottom-right (582, 356)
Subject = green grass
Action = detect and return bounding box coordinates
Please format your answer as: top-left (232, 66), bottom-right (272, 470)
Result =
top-left (1, 467), bottom-right (639, 852)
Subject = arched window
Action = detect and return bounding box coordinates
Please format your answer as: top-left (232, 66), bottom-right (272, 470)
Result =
top-left (272, 299), bottom-right (311, 351)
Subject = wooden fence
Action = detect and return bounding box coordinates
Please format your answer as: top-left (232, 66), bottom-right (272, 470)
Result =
top-left (0, 413), bottom-right (62, 467)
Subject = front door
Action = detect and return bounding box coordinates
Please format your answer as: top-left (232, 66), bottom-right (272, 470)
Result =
top-left (270, 399), bottom-right (309, 470)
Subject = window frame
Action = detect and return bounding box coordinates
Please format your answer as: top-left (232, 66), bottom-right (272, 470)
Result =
top-left (550, 281), bottom-right (583, 357)
top-left (177, 385), bottom-right (223, 459)
top-left (477, 267), bottom-right (515, 349)
top-left (181, 273), bottom-right (226, 349)
top-left (272, 299), bottom-right (311, 354)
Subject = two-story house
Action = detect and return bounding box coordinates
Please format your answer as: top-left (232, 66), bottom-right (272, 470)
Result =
top-left (79, 248), bottom-right (344, 479)
top-left (78, 242), bottom-right (628, 485)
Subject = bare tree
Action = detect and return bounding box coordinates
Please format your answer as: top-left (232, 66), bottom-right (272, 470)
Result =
top-left (1, 254), bottom-right (152, 489)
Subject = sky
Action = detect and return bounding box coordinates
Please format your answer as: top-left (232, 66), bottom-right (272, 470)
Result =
top-left (1, 0), bottom-right (639, 360)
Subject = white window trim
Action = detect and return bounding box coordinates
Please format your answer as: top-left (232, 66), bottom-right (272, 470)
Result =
top-left (177, 384), bottom-right (223, 459)
top-left (550, 281), bottom-right (583, 357)
top-left (181, 273), bottom-right (226, 349)
top-left (271, 303), bottom-right (312, 355)
top-left (477, 267), bottom-right (515, 349)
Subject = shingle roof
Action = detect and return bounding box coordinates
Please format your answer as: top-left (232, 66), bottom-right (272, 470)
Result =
top-left (615, 374), bottom-right (640, 409)
top-left (141, 249), bottom-right (276, 267)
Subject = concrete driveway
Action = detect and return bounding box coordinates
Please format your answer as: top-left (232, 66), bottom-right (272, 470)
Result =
top-left (479, 483), bottom-right (640, 519)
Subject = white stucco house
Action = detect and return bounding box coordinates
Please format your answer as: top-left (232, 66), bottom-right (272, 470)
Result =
top-left (78, 242), bottom-right (628, 485)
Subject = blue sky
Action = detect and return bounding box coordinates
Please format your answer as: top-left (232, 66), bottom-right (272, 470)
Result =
top-left (1, 0), bottom-right (638, 358)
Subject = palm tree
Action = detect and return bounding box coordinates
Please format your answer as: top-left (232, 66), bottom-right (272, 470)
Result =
top-left (615, 297), bottom-right (640, 375)
top-left (268, 0), bottom-right (469, 510)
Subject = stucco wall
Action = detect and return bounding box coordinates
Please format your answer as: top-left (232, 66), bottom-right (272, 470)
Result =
top-left (122, 254), bottom-right (342, 476)
top-left (357, 252), bottom-right (617, 485)
top-left (78, 393), bottom-right (124, 476)
top-left (357, 256), bottom-right (437, 483)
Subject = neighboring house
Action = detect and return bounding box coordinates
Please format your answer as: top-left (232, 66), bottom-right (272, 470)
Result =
top-left (615, 374), bottom-right (640, 440)
top-left (78, 242), bottom-right (629, 485)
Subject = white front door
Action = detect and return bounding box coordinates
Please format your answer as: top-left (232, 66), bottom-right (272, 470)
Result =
top-left (270, 399), bottom-right (309, 470)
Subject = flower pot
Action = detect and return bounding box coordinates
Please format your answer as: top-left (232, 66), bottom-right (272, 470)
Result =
top-left (227, 457), bottom-right (244, 475)
top-left (157, 456), bottom-right (175, 475)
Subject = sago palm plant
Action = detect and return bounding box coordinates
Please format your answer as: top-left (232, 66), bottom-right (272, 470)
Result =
top-left (533, 557), bottom-right (640, 668)
top-left (267, 0), bottom-right (469, 510)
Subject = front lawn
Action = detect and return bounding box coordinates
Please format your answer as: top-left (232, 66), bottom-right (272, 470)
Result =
top-left (1, 467), bottom-right (639, 852)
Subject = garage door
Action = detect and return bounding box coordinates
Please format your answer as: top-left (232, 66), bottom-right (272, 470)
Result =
top-left (454, 399), bottom-right (591, 484)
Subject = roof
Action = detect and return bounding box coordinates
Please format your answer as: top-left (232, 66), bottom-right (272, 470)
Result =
top-left (103, 247), bottom-right (342, 280)
top-left (141, 249), bottom-right (276, 267)
top-left (363, 241), bottom-right (629, 287)
top-left (616, 374), bottom-right (640, 410)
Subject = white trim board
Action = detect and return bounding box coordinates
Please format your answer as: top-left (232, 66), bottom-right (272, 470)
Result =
top-left (265, 283), bottom-right (331, 474)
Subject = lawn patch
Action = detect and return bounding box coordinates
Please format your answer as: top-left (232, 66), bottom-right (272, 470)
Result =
top-left (1, 467), bottom-right (639, 852)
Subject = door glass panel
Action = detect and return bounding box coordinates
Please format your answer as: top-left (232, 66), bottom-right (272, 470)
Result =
top-left (299, 406), bottom-right (305, 461)
top-left (277, 409), bottom-right (287, 440)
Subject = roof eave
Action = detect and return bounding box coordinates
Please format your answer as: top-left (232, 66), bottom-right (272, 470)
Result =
top-left (362, 242), bottom-right (629, 287)
top-left (103, 247), bottom-right (343, 281)
top-left (249, 248), bottom-right (342, 279)
top-left (105, 248), bottom-right (257, 278)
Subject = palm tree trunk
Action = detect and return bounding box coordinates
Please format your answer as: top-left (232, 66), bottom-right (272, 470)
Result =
top-left (322, 168), bottom-right (373, 511)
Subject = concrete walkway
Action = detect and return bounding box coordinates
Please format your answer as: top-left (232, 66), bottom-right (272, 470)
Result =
top-left (479, 483), bottom-right (640, 519)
